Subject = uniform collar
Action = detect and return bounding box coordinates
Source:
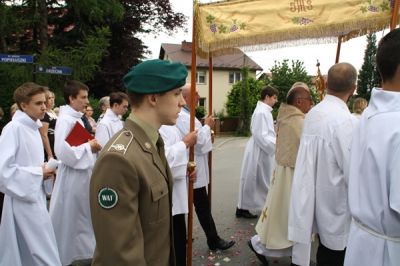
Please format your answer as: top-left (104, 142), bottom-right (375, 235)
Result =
top-left (127, 113), bottom-right (158, 148)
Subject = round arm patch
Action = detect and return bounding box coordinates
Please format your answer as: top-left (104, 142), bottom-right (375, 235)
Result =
top-left (98, 187), bottom-right (119, 209)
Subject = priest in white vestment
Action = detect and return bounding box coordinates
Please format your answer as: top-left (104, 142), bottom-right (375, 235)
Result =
top-left (236, 86), bottom-right (278, 218)
top-left (248, 83), bottom-right (313, 266)
top-left (344, 29), bottom-right (400, 266)
top-left (288, 63), bottom-right (358, 266)
top-left (0, 83), bottom-right (61, 266)
top-left (50, 80), bottom-right (102, 265)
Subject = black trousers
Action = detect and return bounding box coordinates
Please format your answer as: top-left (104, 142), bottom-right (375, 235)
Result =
top-left (173, 214), bottom-right (187, 266)
top-left (193, 186), bottom-right (218, 244)
top-left (0, 192), bottom-right (4, 224)
top-left (316, 242), bottom-right (346, 266)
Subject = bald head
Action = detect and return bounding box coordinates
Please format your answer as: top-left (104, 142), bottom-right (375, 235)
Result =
top-left (286, 82), bottom-right (310, 104)
top-left (181, 83), bottom-right (191, 98)
top-left (327, 63), bottom-right (357, 95)
top-left (286, 82), bottom-right (313, 113)
top-left (181, 83), bottom-right (199, 109)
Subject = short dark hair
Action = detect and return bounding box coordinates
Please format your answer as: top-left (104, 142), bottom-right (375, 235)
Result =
top-left (110, 92), bottom-right (129, 107)
top-left (13, 82), bottom-right (47, 109)
top-left (127, 91), bottom-right (147, 108)
top-left (63, 80), bottom-right (89, 104)
top-left (376, 28), bottom-right (400, 82)
top-left (261, 85), bottom-right (279, 100)
top-left (327, 63), bottom-right (357, 93)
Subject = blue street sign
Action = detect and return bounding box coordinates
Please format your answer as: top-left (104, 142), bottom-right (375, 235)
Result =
top-left (35, 65), bottom-right (72, 75)
top-left (0, 54), bottom-right (34, 64)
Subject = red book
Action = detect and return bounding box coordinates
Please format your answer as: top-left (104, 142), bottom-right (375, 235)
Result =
top-left (65, 121), bottom-right (94, 147)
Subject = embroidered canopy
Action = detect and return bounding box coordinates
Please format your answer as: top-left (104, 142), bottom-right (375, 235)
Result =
top-left (194, 0), bottom-right (394, 56)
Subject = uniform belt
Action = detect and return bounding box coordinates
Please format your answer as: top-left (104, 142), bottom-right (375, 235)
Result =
top-left (353, 219), bottom-right (400, 243)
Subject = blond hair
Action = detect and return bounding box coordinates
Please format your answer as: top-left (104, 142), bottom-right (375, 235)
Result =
top-left (352, 97), bottom-right (368, 114)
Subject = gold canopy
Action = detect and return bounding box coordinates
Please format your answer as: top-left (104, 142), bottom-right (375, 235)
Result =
top-left (195, 0), bottom-right (393, 57)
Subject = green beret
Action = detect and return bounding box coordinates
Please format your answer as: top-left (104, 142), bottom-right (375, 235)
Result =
top-left (123, 59), bottom-right (188, 94)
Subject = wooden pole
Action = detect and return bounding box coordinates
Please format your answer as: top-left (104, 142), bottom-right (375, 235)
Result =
top-left (390, 0), bottom-right (400, 30)
top-left (187, 3), bottom-right (197, 265)
top-left (335, 35), bottom-right (342, 63)
top-left (207, 54), bottom-right (213, 207)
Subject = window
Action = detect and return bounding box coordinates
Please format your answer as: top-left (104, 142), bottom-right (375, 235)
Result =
top-left (196, 71), bottom-right (206, 84)
top-left (229, 71), bottom-right (242, 84)
top-left (199, 97), bottom-right (206, 107)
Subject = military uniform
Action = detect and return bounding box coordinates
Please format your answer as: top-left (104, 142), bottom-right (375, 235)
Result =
top-left (90, 118), bottom-right (174, 266)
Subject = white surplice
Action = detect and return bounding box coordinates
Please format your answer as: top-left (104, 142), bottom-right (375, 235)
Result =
top-left (0, 110), bottom-right (61, 266)
top-left (344, 88), bottom-right (400, 266)
top-left (95, 108), bottom-right (123, 148)
top-left (159, 125), bottom-right (188, 215)
top-left (50, 105), bottom-right (96, 265)
top-left (288, 95), bottom-right (357, 265)
top-left (176, 107), bottom-right (212, 189)
top-left (237, 101), bottom-right (276, 211)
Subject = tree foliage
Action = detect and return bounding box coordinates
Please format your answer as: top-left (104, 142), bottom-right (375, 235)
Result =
top-left (0, 0), bottom-right (185, 127)
top-left (226, 73), bottom-right (265, 118)
top-left (90, 0), bottom-right (186, 96)
top-left (357, 33), bottom-right (381, 101)
top-left (268, 59), bottom-right (313, 110)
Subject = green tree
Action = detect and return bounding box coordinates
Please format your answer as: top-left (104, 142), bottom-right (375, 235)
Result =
top-left (225, 69), bottom-right (266, 136)
top-left (357, 33), bottom-right (381, 101)
top-left (90, 0), bottom-right (187, 96)
top-left (269, 59), bottom-right (313, 110)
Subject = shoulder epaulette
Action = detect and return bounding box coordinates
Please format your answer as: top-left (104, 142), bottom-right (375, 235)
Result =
top-left (107, 130), bottom-right (133, 155)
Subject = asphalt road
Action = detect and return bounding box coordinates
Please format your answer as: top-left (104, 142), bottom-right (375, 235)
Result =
top-left (190, 136), bottom-right (308, 266)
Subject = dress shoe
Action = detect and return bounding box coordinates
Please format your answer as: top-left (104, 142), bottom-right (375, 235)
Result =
top-left (247, 240), bottom-right (269, 266)
top-left (236, 207), bottom-right (258, 219)
top-left (208, 237), bottom-right (235, 251)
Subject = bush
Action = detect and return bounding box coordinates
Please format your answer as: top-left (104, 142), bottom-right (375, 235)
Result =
top-left (225, 77), bottom-right (266, 117)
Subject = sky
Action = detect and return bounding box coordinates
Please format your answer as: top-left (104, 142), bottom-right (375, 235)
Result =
top-left (141, 0), bottom-right (387, 75)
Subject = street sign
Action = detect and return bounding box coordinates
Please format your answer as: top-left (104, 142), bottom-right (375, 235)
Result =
top-left (35, 65), bottom-right (72, 75)
top-left (0, 54), bottom-right (34, 64)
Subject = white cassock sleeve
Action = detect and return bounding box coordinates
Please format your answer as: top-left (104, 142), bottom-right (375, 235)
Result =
top-left (288, 137), bottom-right (316, 244)
top-left (54, 119), bottom-right (95, 169)
top-left (251, 111), bottom-right (275, 155)
top-left (0, 126), bottom-right (42, 202)
top-left (95, 123), bottom-right (111, 148)
top-left (176, 113), bottom-right (212, 155)
top-left (389, 144), bottom-right (400, 214)
top-left (160, 128), bottom-right (188, 181)
top-left (332, 118), bottom-right (357, 185)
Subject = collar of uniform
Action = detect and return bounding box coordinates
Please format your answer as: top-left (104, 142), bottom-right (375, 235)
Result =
top-left (13, 110), bottom-right (42, 129)
top-left (127, 113), bottom-right (158, 148)
top-left (324, 94), bottom-right (350, 113)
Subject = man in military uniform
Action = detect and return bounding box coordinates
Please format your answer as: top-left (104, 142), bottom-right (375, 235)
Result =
top-left (90, 59), bottom-right (188, 266)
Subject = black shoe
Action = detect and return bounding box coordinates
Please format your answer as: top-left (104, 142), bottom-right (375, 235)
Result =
top-left (236, 208), bottom-right (258, 219)
top-left (247, 240), bottom-right (269, 266)
top-left (208, 237), bottom-right (235, 251)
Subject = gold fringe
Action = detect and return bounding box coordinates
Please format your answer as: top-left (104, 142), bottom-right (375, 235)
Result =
top-left (194, 0), bottom-right (393, 58)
